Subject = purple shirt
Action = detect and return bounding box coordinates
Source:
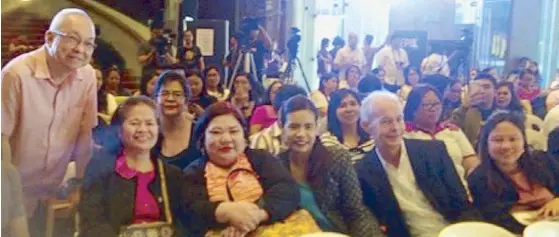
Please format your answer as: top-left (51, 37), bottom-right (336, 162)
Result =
top-left (249, 105), bottom-right (277, 129)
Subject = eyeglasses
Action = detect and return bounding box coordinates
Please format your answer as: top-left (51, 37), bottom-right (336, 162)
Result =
top-left (421, 102), bottom-right (442, 110)
top-left (159, 91), bottom-right (185, 99)
top-left (51, 30), bottom-right (97, 52)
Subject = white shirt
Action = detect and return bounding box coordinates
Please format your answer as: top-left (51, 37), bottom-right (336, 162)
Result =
top-left (377, 143), bottom-right (448, 237)
top-left (404, 123), bottom-right (475, 188)
top-left (333, 46), bottom-right (365, 81)
top-left (374, 45), bottom-right (410, 86)
top-left (420, 53), bottom-right (450, 77)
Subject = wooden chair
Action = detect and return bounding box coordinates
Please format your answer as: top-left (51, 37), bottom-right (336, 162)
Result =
top-left (45, 194), bottom-right (79, 237)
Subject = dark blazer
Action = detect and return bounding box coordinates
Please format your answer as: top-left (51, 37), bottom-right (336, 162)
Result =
top-left (79, 148), bottom-right (185, 237)
top-left (182, 149), bottom-right (300, 237)
top-left (467, 151), bottom-right (559, 234)
top-left (278, 143), bottom-right (385, 237)
top-left (355, 139), bottom-right (481, 237)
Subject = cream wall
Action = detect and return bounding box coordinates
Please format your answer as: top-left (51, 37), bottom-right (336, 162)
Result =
top-left (389, 0), bottom-right (459, 40)
top-left (2, 0), bottom-right (150, 77)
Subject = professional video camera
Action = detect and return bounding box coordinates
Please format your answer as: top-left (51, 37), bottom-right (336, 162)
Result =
top-left (153, 28), bottom-right (177, 57)
top-left (286, 27), bottom-right (301, 61)
top-left (238, 17), bottom-right (264, 49)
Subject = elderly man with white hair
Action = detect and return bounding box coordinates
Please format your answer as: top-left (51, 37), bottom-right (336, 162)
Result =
top-left (2, 8), bottom-right (97, 236)
top-left (354, 91), bottom-right (481, 237)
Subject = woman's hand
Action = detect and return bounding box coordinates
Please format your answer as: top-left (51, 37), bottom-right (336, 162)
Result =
top-left (189, 103), bottom-right (205, 117)
top-left (538, 198), bottom-right (559, 218)
top-left (216, 202), bottom-right (263, 232)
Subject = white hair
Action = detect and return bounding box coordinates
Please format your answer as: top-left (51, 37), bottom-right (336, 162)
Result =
top-left (360, 91), bottom-right (402, 122)
top-left (49, 8), bottom-right (93, 31)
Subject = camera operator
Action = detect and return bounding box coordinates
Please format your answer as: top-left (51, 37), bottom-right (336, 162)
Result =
top-left (137, 24), bottom-right (176, 75)
top-left (177, 29), bottom-right (205, 72)
top-left (248, 25), bottom-right (272, 83)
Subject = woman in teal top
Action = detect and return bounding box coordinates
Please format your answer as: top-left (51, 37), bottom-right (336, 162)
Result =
top-left (277, 95), bottom-right (384, 237)
top-left (298, 183), bottom-right (334, 230)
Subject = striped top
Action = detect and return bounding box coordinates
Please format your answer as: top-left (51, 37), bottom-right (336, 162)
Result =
top-left (319, 132), bottom-right (375, 164)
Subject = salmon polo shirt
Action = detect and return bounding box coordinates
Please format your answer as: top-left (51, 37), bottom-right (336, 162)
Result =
top-left (1, 46), bottom-right (97, 216)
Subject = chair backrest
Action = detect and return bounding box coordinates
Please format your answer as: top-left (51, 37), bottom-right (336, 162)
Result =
top-left (524, 221), bottom-right (559, 237)
top-left (438, 222), bottom-right (516, 237)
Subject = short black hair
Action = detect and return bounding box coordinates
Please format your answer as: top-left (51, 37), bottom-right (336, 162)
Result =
top-left (279, 95), bottom-right (318, 126)
top-left (473, 72), bottom-right (497, 87)
top-left (273, 84), bottom-right (308, 111)
top-left (364, 34), bottom-right (374, 43)
top-left (153, 70), bottom-right (191, 101)
top-left (422, 74), bottom-right (451, 96)
top-left (358, 75), bottom-right (383, 94)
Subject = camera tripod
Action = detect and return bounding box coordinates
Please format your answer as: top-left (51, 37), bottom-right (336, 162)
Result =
top-left (227, 50), bottom-right (260, 91)
top-left (284, 56), bottom-right (311, 91)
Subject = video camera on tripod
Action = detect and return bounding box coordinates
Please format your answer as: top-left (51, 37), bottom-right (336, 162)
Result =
top-left (153, 28), bottom-right (177, 66)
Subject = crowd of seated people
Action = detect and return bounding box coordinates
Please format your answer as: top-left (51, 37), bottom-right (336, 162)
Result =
top-left (4, 8), bottom-right (559, 237)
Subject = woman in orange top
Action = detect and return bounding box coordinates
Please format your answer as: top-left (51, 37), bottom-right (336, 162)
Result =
top-left (182, 101), bottom-right (299, 237)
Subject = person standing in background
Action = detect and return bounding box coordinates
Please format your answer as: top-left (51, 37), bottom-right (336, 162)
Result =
top-left (334, 32), bottom-right (365, 83)
top-left (362, 34), bottom-right (377, 74)
top-left (1, 8), bottom-right (98, 236)
top-left (137, 23), bottom-right (175, 76)
top-left (374, 34), bottom-right (409, 86)
top-left (177, 29), bottom-right (204, 72)
top-left (317, 38), bottom-right (332, 77)
top-left (330, 36), bottom-right (345, 75)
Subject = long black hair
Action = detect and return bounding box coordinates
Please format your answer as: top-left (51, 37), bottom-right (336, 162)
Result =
top-left (139, 70), bottom-right (159, 97)
top-left (477, 111), bottom-right (555, 195)
top-left (318, 73), bottom-right (338, 94)
top-left (204, 65), bottom-right (224, 94)
top-left (261, 80), bottom-right (283, 106)
top-left (95, 66), bottom-right (108, 114)
top-left (496, 81), bottom-right (524, 113)
top-left (227, 72), bottom-right (264, 103)
top-left (185, 70), bottom-right (209, 98)
top-left (280, 95), bottom-right (330, 188)
top-left (327, 89), bottom-right (369, 144)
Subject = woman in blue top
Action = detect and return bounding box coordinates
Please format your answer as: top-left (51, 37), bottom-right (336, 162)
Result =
top-left (277, 95), bottom-right (384, 237)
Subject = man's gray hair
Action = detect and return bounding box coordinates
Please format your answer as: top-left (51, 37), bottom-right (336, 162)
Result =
top-left (360, 91), bottom-right (402, 122)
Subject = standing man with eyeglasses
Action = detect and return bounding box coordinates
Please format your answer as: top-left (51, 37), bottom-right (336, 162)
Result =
top-left (1, 8), bottom-right (97, 236)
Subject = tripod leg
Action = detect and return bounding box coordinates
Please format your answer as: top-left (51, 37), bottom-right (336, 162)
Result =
top-left (249, 53), bottom-right (260, 84)
top-left (296, 57), bottom-right (311, 91)
top-left (228, 52), bottom-right (245, 90)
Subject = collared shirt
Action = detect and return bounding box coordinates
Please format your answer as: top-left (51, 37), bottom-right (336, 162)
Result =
top-left (115, 154), bottom-right (160, 224)
top-left (404, 122), bottom-right (475, 184)
top-left (249, 122), bottom-right (284, 155)
top-left (320, 132), bottom-right (374, 164)
top-left (374, 45), bottom-right (410, 86)
top-left (376, 143), bottom-right (448, 237)
top-left (1, 46), bottom-right (97, 216)
top-left (333, 46), bottom-right (365, 81)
